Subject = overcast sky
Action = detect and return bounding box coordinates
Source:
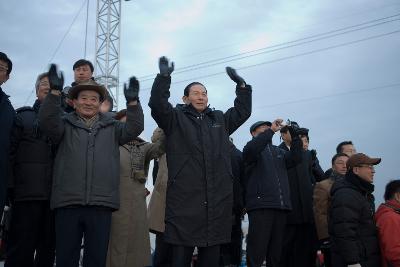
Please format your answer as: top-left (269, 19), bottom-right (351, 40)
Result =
top-left (1, 0), bottom-right (399, 203)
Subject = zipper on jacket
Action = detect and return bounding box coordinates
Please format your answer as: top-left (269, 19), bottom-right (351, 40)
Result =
top-left (267, 145), bottom-right (284, 207)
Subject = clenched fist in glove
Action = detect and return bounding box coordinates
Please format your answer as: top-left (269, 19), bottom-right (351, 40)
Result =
top-left (124, 76), bottom-right (140, 105)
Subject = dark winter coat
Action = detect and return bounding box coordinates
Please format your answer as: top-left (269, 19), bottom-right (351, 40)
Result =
top-left (279, 143), bottom-right (316, 224)
top-left (329, 171), bottom-right (381, 267)
top-left (9, 100), bottom-right (54, 201)
top-left (148, 74), bottom-right (252, 247)
top-left (0, 87), bottom-right (15, 210)
top-left (230, 144), bottom-right (244, 215)
top-left (243, 129), bottom-right (302, 212)
top-left (39, 93), bottom-right (144, 210)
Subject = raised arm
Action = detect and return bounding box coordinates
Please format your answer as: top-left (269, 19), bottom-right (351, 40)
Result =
top-left (117, 76), bottom-right (144, 145)
top-left (224, 67), bottom-right (252, 135)
top-left (148, 57), bottom-right (175, 134)
top-left (242, 129), bottom-right (274, 164)
top-left (38, 64), bottom-right (65, 144)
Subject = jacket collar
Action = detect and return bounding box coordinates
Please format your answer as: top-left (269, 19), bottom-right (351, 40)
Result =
top-left (33, 99), bottom-right (41, 112)
top-left (330, 171), bottom-right (345, 182)
top-left (176, 103), bottom-right (213, 117)
top-left (345, 171), bottom-right (375, 194)
top-left (64, 111), bottom-right (115, 130)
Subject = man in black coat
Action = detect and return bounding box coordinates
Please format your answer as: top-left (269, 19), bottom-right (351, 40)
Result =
top-left (0, 52), bottom-right (15, 217)
top-left (279, 124), bottom-right (318, 267)
top-left (6, 72), bottom-right (55, 267)
top-left (148, 56), bottom-right (252, 267)
top-left (329, 153), bottom-right (382, 267)
top-left (243, 120), bottom-right (302, 267)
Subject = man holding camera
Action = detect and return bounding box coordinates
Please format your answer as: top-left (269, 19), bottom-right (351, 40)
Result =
top-left (148, 56), bottom-right (252, 267)
top-left (243, 120), bottom-right (302, 267)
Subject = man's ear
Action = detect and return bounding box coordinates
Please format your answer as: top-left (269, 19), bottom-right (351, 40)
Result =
top-left (182, 95), bottom-right (189, 104)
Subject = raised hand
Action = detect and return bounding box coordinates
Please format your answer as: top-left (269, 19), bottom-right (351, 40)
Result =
top-left (159, 56), bottom-right (174, 76)
top-left (226, 67), bottom-right (246, 87)
top-left (48, 64), bottom-right (64, 92)
top-left (124, 76), bottom-right (140, 103)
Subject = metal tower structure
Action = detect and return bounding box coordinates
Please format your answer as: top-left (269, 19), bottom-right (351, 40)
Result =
top-left (94, 0), bottom-right (122, 109)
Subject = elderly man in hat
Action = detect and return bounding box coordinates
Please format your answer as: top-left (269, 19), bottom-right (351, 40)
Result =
top-left (243, 120), bottom-right (302, 267)
top-left (39, 64), bottom-right (144, 267)
top-left (329, 153), bottom-right (382, 267)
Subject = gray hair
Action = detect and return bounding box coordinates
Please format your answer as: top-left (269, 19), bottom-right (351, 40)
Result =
top-left (35, 72), bottom-right (49, 92)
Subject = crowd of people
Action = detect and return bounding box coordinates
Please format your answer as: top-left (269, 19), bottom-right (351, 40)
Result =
top-left (0, 51), bottom-right (399, 267)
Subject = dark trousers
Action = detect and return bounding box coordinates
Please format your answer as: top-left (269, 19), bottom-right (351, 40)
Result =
top-left (153, 232), bottom-right (172, 267)
top-left (220, 215), bottom-right (243, 266)
top-left (171, 244), bottom-right (220, 267)
top-left (280, 223), bottom-right (318, 267)
top-left (55, 206), bottom-right (112, 267)
top-left (5, 200), bottom-right (55, 267)
top-left (246, 209), bottom-right (287, 267)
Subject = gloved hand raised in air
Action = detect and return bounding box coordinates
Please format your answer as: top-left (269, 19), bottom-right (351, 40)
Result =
top-left (226, 67), bottom-right (246, 87)
top-left (48, 64), bottom-right (64, 93)
top-left (124, 76), bottom-right (140, 104)
top-left (159, 56), bottom-right (174, 76)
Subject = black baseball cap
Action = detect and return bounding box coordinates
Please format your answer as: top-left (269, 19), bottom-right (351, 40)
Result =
top-left (250, 121), bottom-right (272, 133)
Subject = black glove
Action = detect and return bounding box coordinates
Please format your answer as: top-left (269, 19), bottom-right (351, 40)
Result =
top-left (226, 67), bottom-right (246, 86)
top-left (48, 64), bottom-right (64, 92)
top-left (311, 149), bottom-right (317, 161)
top-left (124, 76), bottom-right (140, 103)
top-left (159, 56), bottom-right (174, 76)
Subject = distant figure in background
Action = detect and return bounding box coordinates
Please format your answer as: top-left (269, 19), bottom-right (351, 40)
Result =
top-left (329, 153), bottom-right (381, 267)
top-left (243, 120), bottom-right (302, 267)
top-left (147, 129), bottom-right (171, 267)
top-left (219, 139), bottom-right (245, 267)
top-left (324, 141), bottom-right (356, 178)
top-left (6, 72), bottom-right (56, 267)
top-left (279, 123), bottom-right (318, 267)
top-left (107, 110), bottom-right (164, 267)
top-left (313, 153), bottom-right (349, 267)
top-left (0, 52), bottom-right (15, 219)
top-left (375, 180), bottom-right (400, 267)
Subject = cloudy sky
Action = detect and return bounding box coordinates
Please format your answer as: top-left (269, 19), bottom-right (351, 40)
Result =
top-left (1, 0), bottom-right (399, 203)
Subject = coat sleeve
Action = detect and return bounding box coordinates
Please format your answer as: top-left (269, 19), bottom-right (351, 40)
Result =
top-left (313, 181), bottom-right (330, 240)
top-left (145, 131), bottom-right (166, 161)
top-left (376, 207), bottom-right (400, 266)
top-left (8, 114), bottom-right (23, 189)
top-left (284, 137), bottom-right (302, 168)
top-left (223, 85), bottom-right (252, 135)
top-left (148, 74), bottom-right (175, 135)
top-left (330, 189), bottom-right (362, 264)
top-left (38, 93), bottom-right (65, 145)
top-left (312, 157), bottom-right (325, 182)
top-left (116, 103), bottom-right (144, 145)
top-left (242, 129), bottom-right (274, 164)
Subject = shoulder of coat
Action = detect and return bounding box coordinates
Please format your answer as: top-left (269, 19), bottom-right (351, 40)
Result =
top-left (16, 106), bottom-right (34, 113)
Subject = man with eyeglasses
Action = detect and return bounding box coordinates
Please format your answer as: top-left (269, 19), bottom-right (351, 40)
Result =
top-left (0, 52), bottom-right (15, 220)
top-left (329, 153), bottom-right (382, 267)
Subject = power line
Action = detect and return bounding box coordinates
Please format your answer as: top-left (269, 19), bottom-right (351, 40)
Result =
top-left (23, 0), bottom-right (88, 106)
top-left (136, 13), bottom-right (400, 81)
top-left (131, 29), bottom-right (400, 93)
top-left (253, 82), bottom-right (400, 110)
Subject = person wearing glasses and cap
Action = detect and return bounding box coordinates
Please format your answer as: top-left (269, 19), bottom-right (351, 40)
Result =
top-left (329, 153), bottom-right (382, 267)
